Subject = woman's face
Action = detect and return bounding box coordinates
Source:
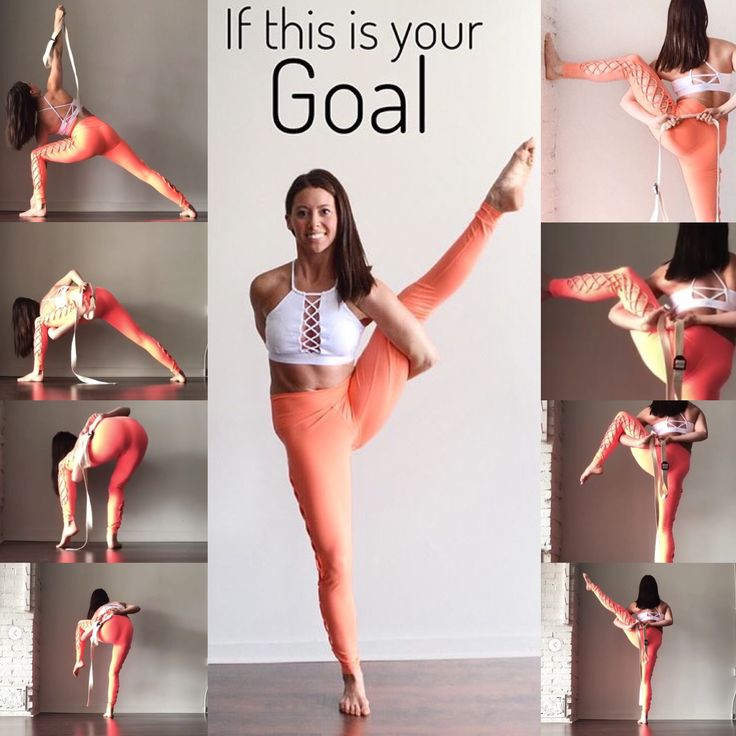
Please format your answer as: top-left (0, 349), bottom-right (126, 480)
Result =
top-left (286, 187), bottom-right (338, 255)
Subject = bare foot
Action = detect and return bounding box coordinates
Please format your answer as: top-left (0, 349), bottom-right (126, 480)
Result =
top-left (17, 371), bottom-right (44, 383)
top-left (180, 206), bottom-right (198, 219)
top-left (107, 532), bottom-right (122, 550)
top-left (170, 371), bottom-right (187, 383)
top-left (19, 197), bottom-right (47, 218)
top-left (544, 33), bottom-right (564, 80)
top-left (57, 521), bottom-right (79, 549)
top-left (485, 138), bottom-right (535, 213)
top-left (339, 670), bottom-right (370, 717)
top-left (582, 572), bottom-right (594, 591)
top-left (579, 463), bottom-right (603, 485)
top-left (104, 706), bottom-right (114, 719)
top-left (638, 709), bottom-right (648, 724)
top-left (72, 660), bottom-right (85, 677)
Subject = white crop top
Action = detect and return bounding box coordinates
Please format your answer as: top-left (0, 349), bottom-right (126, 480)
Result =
top-left (48, 284), bottom-right (96, 320)
top-left (669, 270), bottom-right (736, 315)
top-left (651, 413), bottom-right (694, 437)
top-left (636, 608), bottom-right (664, 623)
top-left (671, 61), bottom-right (732, 100)
top-left (265, 261), bottom-right (365, 366)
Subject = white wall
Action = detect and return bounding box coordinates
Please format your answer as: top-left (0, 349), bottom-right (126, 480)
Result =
top-left (39, 563), bottom-right (206, 713)
top-left (0, 0), bottom-right (207, 212)
top-left (0, 223), bottom-right (207, 378)
top-left (578, 564), bottom-right (736, 720)
top-left (3, 402), bottom-right (206, 543)
top-left (542, 222), bottom-right (736, 399)
top-left (208, 0), bottom-right (541, 663)
top-left (559, 401), bottom-right (736, 563)
top-left (544, 0), bottom-right (736, 222)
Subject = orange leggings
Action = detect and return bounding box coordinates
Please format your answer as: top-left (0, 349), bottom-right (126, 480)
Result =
top-left (30, 116), bottom-right (191, 210)
top-left (591, 411), bottom-right (689, 562)
top-left (271, 203), bottom-right (500, 674)
top-left (34, 286), bottom-right (182, 378)
top-left (60, 417), bottom-right (148, 532)
top-left (586, 579), bottom-right (662, 712)
top-left (76, 615), bottom-right (134, 706)
top-left (548, 267), bottom-right (735, 398)
top-left (562, 55), bottom-right (727, 222)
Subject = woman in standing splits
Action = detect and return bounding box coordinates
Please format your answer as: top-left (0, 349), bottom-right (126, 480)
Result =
top-left (544, 223), bottom-right (736, 398)
top-left (249, 141), bottom-right (534, 716)
top-left (583, 573), bottom-right (673, 724)
top-left (73, 588), bottom-right (139, 718)
top-left (545, 0), bottom-right (736, 222)
top-left (5, 6), bottom-right (197, 218)
top-left (579, 401), bottom-right (707, 562)
top-left (53, 407), bottom-right (148, 549)
top-left (12, 268), bottom-right (186, 383)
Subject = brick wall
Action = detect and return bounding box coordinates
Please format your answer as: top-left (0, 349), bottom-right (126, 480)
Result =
top-left (541, 400), bottom-right (563, 562)
top-left (541, 0), bottom-right (559, 221)
top-left (541, 562), bottom-right (578, 722)
top-left (0, 563), bottom-right (40, 716)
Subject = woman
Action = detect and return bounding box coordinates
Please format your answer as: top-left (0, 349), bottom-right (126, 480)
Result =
top-left (6, 6), bottom-right (196, 219)
top-left (579, 401), bottom-right (707, 562)
top-left (545, 223), bottom-right (736, 399)
top-left (544, 0), bottom-right (736, 222)
top-left (249, 140), bottom-right (534, 716)
top-left (583, 573), bottom-right (673, 724)
top-left (12, 268), bottom-right (186, 383)
top-left (73, 588), bottom-right (139, 718)
top-left (53, 407), bottom-right (147, 550)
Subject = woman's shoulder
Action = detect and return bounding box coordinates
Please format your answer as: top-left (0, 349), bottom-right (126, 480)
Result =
top-left (250, 263), bottom-right (292, 313)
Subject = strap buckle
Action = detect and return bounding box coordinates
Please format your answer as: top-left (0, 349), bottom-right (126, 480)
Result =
top-left (652, 182), bottom-right (660, 195)
top-left (673, 354), bottom-right (687, 372)
top-left (661, 460), bottom-right (670, 471)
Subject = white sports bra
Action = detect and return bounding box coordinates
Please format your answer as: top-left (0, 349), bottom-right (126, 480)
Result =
top-left (636, 608), bottom-right (664, 623)
top-left (651, 413), bottom-right (694, 437)
top-left (265, 261), bottom-right (365, 366)
top-left (669, 270), bottom-right (736, 314)
top-left (671, 61), bottom-right (732, 100)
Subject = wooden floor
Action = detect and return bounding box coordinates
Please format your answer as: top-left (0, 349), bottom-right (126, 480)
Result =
top-left (209, 658), bottom-right (538, 736)
top-left (0, 377), bottom-right (207, 401)
top-left (0, 713), bottom-right (207, 735)
top-left (0, 541), bottom-right (207, 563)
top-left (0, 210), bottom-right (208, 222)
top-left (543, 720), bottom-right (736, 735)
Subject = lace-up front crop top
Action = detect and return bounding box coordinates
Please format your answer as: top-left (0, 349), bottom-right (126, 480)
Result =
top-left (636, 608), bottom-right (664, 623)
top-left (669, 270), bottom-right (736, 315)
top-left (265, 262), bottom-right (365, 366)
top-left (671, 61), bottom-right (732, 100)
top-left (651, 413), bottom-right (694, 437)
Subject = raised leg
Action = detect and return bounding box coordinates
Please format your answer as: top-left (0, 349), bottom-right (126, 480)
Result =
top-left (103, 139), bottom-right (196, 216)
top-left (583, 574), bottom-right (638, 627)
top-left (94, 288), bottom-right (185, 381)
top-left (584, 411), bottom-right (650, 483)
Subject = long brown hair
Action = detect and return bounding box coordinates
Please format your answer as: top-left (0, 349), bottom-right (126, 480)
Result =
top-left (285, 170), bottom-right (376, 304)
top-left (6, 82), bottom-right (37, 149)
top-left (664, 223), bottom-right (729, 280)
top-left (654, 0), bottom-right (709, 73)
top-left (12, 298), bottom-right (41, 357)
top-left (51, 431), bottom-right (78, 496)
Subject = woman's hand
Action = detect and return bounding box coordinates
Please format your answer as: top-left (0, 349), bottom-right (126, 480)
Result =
top-left (629, 433), bottom-right (653, 448)
top-left (649, 114), bottom-right (680, 135)
top-left (697, 107), bottom-right (725, 124)
top-left (72, 659), bottom-right (85, 677)
top-left (54, 5), bottom-right (66, 32)
top-left (639, 305), bottom-right (669, 332)
top-left (667, 311), bottom-right (699, 328)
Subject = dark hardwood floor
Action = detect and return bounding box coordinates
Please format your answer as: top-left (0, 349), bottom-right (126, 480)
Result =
top-left (0, 713), bottom-right (207, 735)
top-left (209, 658), bottom-right (538, 736)
top-left (0, 377), bottom-right (207, 401)
top-left (543, 720), bottom-right (736, 735)
top-left (1, 211), bottom-right (207, 222)
top-left (0, 541), bottom-right (207, 563)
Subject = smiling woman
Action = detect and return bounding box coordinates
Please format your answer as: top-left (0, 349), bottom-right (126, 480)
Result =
top-left (248, 139), bottom-right (534, 717)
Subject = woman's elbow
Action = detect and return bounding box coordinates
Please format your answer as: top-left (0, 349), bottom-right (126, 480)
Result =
top-left (409, 346), bottom-right (439, 377)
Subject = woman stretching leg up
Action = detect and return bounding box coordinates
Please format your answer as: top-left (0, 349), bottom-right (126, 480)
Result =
top-left (545, 0), bottom-right (736, 222)
top-left (5, 6), bottom-right (197, 219)
top-left (579, 401), bottom-right (707, 562)
top-left (251, 140), bottom-right (534, 716)
top-left (583, 573), bottom-right (673, 725)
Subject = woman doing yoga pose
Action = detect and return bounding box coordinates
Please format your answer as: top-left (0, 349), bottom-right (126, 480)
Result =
top-left (580, 401), bottom-right (707, 562)
top-left (12, 269), bottom-right (185, 383)
top-left (250, 141), bottom-right (534, 716)
top-left (583, 573), bottom-right (673, 725)
top-left (73, 588), bottom-right (139, 719)
top-left (545, 0), bottom-right (736, 222)
top-left (53, 407), bottom-right (148, 550)
top-left (545, 224), bottom-right (736, 399)
top-left (5, 6), bottom-right (196, 219)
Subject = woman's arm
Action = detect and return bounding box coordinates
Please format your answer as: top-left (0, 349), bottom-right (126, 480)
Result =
top-left (46, 6), bottom-right (66, 93)
top-left (48, 321), bottom-right (75, 341)
top-left (100, 407), bottom-right (131, 420)
top-left (620, 88), bottom-right (680, 132)
top-left (116, 602), bottom-right (141, 615)
top-left (677, 311), bottom-right (736, 329)
top-left (52, 269), bottom-right (86, 288)
top-left (357, 280), bottom-right (439, 378)
top-left (647, 603), bottom-right (674, 628)
top-left (667, 407), bottom-right (708, 444)
top-left (608, 302), bottom-right (668, 332)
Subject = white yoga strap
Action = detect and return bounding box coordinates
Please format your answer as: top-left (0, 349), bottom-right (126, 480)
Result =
top-left (656, 315), bottom-right (686, 400)
top-left (71, 317), bottom-right (113, 385)
top-left (651, 119), bottom-right (721, 223)
top-left (42, 21), bottom-right (81, 103)
top-left (649, 437), bottom-right (669, 515)
top-left (86, 640), bottom-right (95, 707)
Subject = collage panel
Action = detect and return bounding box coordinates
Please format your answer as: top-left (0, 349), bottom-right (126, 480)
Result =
top-left (0, 0), bottom-right (206, 221)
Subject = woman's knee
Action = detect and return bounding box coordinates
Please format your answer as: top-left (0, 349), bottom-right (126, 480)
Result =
top-left (319, 550), bottom-right (352, 587)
